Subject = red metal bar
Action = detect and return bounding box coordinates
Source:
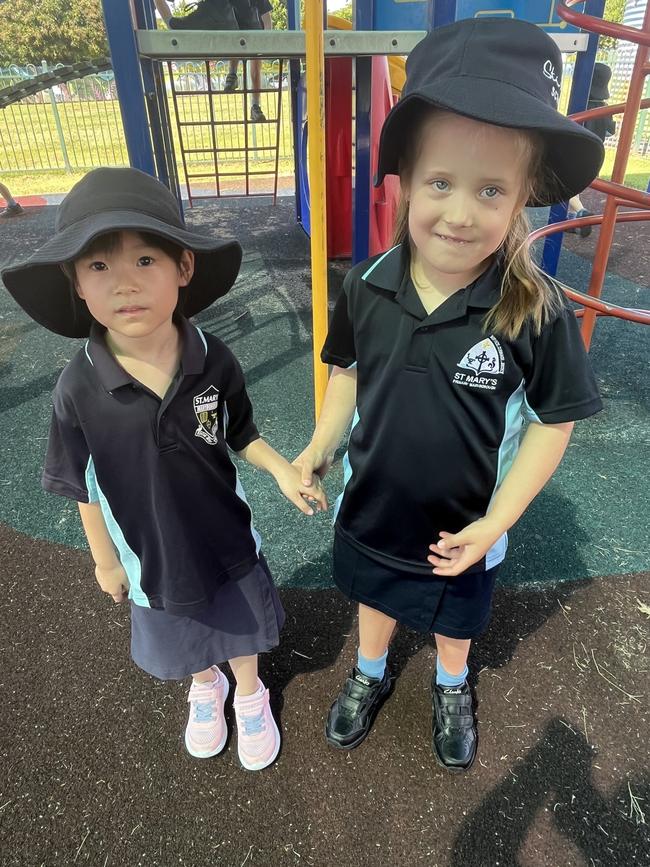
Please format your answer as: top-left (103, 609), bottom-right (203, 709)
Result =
top-left (557, 1), bottom-right (650, 46)
top-left (528, 210), bottom-right (650, 244)
top-left (555, 1), bottom-right (650, 349)
top-left (569, 97), bottom-right (650, 124)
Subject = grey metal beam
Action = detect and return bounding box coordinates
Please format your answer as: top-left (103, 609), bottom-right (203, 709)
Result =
top-left (137, 29), bottom-right (589, 61)
top-left (137, 29), bottom-right (426, 59)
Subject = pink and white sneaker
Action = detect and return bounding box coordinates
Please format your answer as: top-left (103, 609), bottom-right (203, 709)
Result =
top-left (233, 679), bottom-right (281, 771)
top-left (185, 666), bottom-right (229, 759)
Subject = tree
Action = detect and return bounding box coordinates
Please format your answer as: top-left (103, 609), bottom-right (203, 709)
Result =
top-left (270, 0), bottom-right (289, 31)
top-left (332, 3), bottom-right (352, 22)
top-left (0, 0), bottom-right (108, 66)
top-left (600, 0), bottom-right (626, 50)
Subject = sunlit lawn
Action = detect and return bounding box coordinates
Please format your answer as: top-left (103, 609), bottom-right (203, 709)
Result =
top-left (1, 90), bottom-right (295, 196)
top-left (2, 95), bottom-right (648, 197)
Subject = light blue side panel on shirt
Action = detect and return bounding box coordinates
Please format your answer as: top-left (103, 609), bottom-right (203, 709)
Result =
top-left (333, 407), bottom-right (360, 523)
top-left (223, 400), bottom-right (262, 555)
top-left (194, 324), bottom-right (208, 353)
top-left (485, 379), bottom-right (528, 569)
top-left (85, 456), bottom-right (149, 608)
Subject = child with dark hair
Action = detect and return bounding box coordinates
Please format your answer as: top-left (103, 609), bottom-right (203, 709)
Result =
top-left (2, 167), bottom-right (326, 771)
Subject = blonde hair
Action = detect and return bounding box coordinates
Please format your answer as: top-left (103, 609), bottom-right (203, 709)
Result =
top-left (392, 110), bottom-right (564, 339)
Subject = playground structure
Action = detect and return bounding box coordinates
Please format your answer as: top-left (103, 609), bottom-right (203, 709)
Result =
top-left (536, 1), bottom-right (650, 350)
top-left (3, 2), bottom-right (647, 408)
top-left (0, 12), bottom-right (649, 863)
top-left (166, 57), bottom-right (286, 204)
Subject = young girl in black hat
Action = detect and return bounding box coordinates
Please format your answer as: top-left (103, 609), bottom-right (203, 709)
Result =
top-left (2, 167), bottom-right (326, 771)
top-left (296, 17), bottom-right (604, 771)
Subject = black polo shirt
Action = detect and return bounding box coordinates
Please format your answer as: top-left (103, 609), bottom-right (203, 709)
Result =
top-left (43, 317), bottom-right (261, 615)
top-left (322, 243), bottom-right (602, 575)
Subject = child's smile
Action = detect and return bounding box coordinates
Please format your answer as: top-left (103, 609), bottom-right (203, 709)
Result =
top-left (403, 112), bottom-right (528, 292)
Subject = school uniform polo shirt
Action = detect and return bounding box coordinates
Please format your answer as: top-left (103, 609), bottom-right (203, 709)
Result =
top-left (322, 243), bottom-right (602, 575)
top-left (43, 317), bottom-right (261, 616)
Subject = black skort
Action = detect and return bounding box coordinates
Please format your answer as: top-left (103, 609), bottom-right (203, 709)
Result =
top-left (333, 529), bottom-right (499, 639)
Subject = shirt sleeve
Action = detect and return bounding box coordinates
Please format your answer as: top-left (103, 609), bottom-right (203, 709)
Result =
top-left (42, 387), bottom-right (96, 503)
top-left (523, 304), bottom-right (603, 424)
top-left (223, 356), bottom-right (260, 452)
top-left (321, 272), bottom-right (356, 368)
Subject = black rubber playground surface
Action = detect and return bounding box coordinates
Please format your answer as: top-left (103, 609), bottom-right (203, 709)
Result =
top-left (0, 191), bottom-right (648, 866)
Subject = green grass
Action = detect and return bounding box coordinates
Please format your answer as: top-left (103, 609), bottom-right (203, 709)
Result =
top-left (2, 93), bottom-right (649, 197)
top-left (1, 90), bottom-right (295, 196)
top-left (600, 148), bottom-right (650, 191)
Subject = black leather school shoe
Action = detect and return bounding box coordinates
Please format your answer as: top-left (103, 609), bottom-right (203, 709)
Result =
top-left (325, 667), bottom-right (393, 750)
top-left (431, 680), bottom-right (477, 772)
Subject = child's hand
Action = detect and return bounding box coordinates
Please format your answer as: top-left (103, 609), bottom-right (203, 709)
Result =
top-left (427, 518), bottom-right (503, 577)
top-left (293, 445), bottom-right (333, 486)
top-left (95, 563), bottom-right (130, 603)
top-left (274, 464), bottom-right (328, 516)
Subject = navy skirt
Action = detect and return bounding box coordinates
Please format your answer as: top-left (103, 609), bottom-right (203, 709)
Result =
top-left (333, 530), bottom-right (498, 639)
top-left (130, 556), bottom-right (285, 680)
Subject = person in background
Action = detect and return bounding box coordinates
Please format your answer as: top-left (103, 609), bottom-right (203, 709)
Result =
top-left (222, 0), bottom-right (273, 123)
top-left (0, 180), bottom-right (25, 219)
top-left (566, 62), bottom-right (616, 238)
top-left (153, 0), bottom-right (273, 122)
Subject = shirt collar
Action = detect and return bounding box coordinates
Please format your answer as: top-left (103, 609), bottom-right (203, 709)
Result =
top-left (86, 316), bottom-right (207, 391)
top-left (362, 242), bottom-right (503, 312)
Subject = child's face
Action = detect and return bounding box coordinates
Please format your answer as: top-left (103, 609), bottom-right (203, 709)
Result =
top-left (403, 112), bottom-right (529, 287)
top-left (74, 231), bottom-right (194, 340)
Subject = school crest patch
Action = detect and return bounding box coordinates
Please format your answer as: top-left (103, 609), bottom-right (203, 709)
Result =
top-left (453, 337), bottom-right (505, 392)
top-left (193, 385), bottom-right (220, 445)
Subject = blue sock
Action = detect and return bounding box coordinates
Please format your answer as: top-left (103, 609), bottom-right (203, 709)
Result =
top-left (357, 647), bottom-right (388, 680)
top-left (436, 657), bottom-right (468, 688)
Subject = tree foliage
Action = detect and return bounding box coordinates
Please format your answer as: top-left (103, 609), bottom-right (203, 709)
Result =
top-left (332, 3), bottom-right (352, 22)
top-left (600, 0), bottom-right (626, 50)
top-left (0, 0), bottom-right (108, 66)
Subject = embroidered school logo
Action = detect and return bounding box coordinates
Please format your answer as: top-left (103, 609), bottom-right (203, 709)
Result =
top-left (453, 337), bottom-right (505, 392)
top-left (542, 59), bottom-right (561, 106)
top-left (193, 385), bottom-right (220, 445)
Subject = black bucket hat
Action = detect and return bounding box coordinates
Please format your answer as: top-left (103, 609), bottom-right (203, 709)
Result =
top-left (1, 167), bottom-right (242, 338)
top-left (376, 17), bottom-right (605, 204)
top-left (590, 62), bottom-right (612, 101)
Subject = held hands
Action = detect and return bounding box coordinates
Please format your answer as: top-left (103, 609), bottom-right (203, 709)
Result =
top-left (95, 563), bottom-right (130, 603)
top-left (274, 463), bottom-right (328, 516)
top-left (428, 517), bottom-right (503, 577)
top-left (292, 444), bottom-right (334, 486)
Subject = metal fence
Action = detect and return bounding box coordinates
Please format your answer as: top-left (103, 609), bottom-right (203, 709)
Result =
top-left (2, 50), bottom-right (648, 178)
top-left (0, 60), bottom-right (295, 176)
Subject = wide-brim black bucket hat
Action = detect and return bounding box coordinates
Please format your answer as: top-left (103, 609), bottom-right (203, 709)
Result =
top-left (1, 167), bottom-right (242, 338)
top-left (376, 17), bottom-right (605, 205)
top-left (590, 62), bottom-right (612, 101)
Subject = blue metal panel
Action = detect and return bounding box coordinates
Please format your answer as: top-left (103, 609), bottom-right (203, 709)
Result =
top-left (541, 0), bottom-right (605, 276)
top-left (101, 0), bottom-right (155, 176)
top-left (132, 0), bottom-right (179, 201)
top-left (432, 1), bottom-right (456, 29)
top-left (374, 1), bottom-right (431, 31)
top-left (455, 2), bottom-right (579, 31)
top-left (288, 0), bottom-right (303, 226)
top-left (373, 0), bottom-right (582, 30)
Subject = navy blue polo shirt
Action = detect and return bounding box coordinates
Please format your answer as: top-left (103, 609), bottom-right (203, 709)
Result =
top-left (322, 243), bottom-right (602, 575)
top-left (43, 317), bottom-right (261, 616)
